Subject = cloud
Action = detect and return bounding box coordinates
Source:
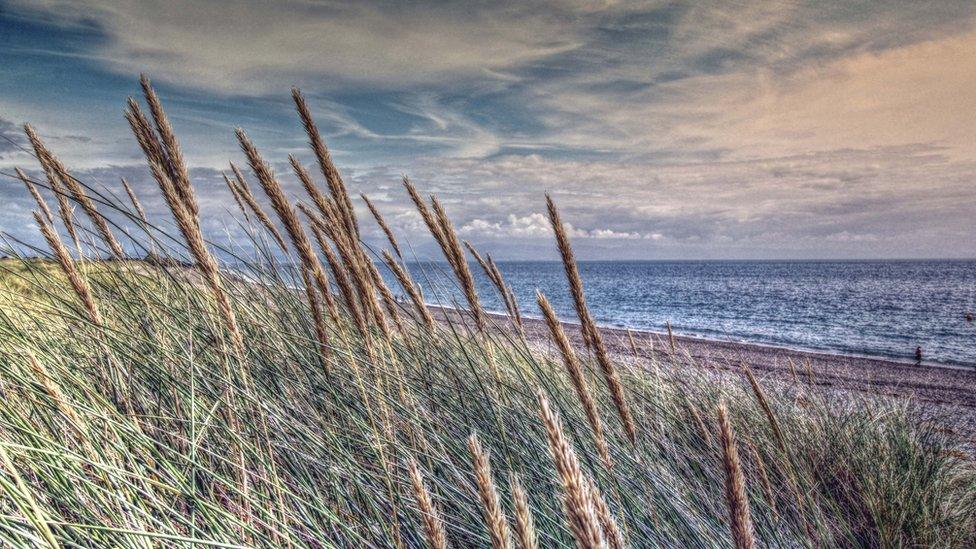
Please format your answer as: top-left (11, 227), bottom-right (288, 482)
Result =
top-left (3, 1), bottom-right (976, 259)
top-left (459, 212), bottom-right (650, 240)
top-left (6, 0), bottom-right (585, 94)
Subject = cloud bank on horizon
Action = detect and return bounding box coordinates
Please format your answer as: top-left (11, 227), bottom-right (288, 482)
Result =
top-left (1, 0), bottom-right (974, 259)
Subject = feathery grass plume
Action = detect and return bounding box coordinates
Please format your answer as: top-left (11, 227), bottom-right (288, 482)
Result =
top-left (466, 242), bottom-right (523, 331)
top-left (688, 402), bottom-right (713, 446)
top-left (544, 194), bottom-right (594, 347)
top-left (144, 159), bottom-right (246, 355)
top-left (25, 124), bottom-right (124, 259)
top-left (383, 250), bottom-right (434, 329)
top-left (290, 155), bottom-right (340, 233)
top-left (366, 256), bottom-right (406, 335)
top-left (229, 163), bottom-right (289, 252)
top-left (34, 212), bottom-right (102, 326)
top-left (468, 434), bottom-right (513, 549)
top-left (139, 74), bottom-right (197, 218)
top-left (408, 457), bottom-right (448, 549)
top-left (223, 173), bottom-right (252, 220)
top-left (509, 474), bottom-right (538, 549)
top-left (716, 401), bottom-right (756, 549)
top-left (586, 477), bottom-right (625, 549)
top-left (362, 193), bottom-right (403, 258)
top-left (292, 88), bottom-right (359, 239)
top-left (236, 128), bottom-right (340, 323)
top-left (430, 196), bottom-right (485, 330)
top-left (300, 262), bottom-right (331, 367)
top-left (537, 390), bottom-right (606, 549)
top-left (16, 168), bottom-right (54, 224)
top-left (403, 176), bottom-right (449, 250)
top-left (546, 194), bottom-right (636, 443)
top-left (120, 177), bottom-right (149, 226)
top-left (23, 127), bottom-right (82, 252)
top-left (311, 222), bottom-right (367, 337)
top-left (488, 255), bottom-right (523, 330)
top-left (537, 291), bottom-right (612, 470)
top-left (741, 364), bottom-right (786, 452)
top-left (303, 201), bottom-right (388, 338)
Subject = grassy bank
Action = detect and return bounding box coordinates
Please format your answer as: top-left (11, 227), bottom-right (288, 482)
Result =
top-left (1, 78), bottom-right (974, 547)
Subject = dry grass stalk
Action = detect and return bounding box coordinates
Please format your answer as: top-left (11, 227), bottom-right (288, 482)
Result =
top-left (17, 168), bottom-right (54, 224)
top-left (688, 402), bottom-right (712, 446)
top-left (488, 256), bottom-right (523, 330)
top-left (228, 163), bottom-right (288, 252)
top-left (144, 159), bottom-right (246, 354)
top-left (716, 401), bottom-right (756, 549)
top-left (299, 263), bottom-right (331, 366)
top-left (236, 129), bottom-right (340, 324)
top-left (26, 352), bottom-right (90, 444)
top-left (25, 130), bottom-right (82, 252)
top-left (666, 321), bottom-right (676, 354)
top-left (25, 125), bottom-right (124, 259)
top-left (537, 292), bottom-right (612, 470)
top-left (362, 193), bottom-right (403, 258)
top-left (746, 440), bottom-right (777, 519)
top-left (544, 195), bottom-right (595, 347)
top-left (34, 212), bottom-right (102, 326)
top-left (383, 250), bottom-right (434, 329)
top-left (741, 364), bottom-right (786, 452)
top-left (366, 257), bottom-right (406, 335)
top-left (626, 330), bottom-right (639, 360)
top-left (125, 93), bottom-right (247, 354)
top-left (139, 74), bottom-right (197, 218)
top-left (223, 173), bottom-right (252, 220)
top-left (546, 194), bottom-right (636, 443)
top-left (407, 457), bottom-right (448, 549)
top-left (293, 158), bottom-right (388, 336)
top-left (537, 391), bottom-right (606, 549)
top-left (466, 242), bottom-right (522, 331)
top-left (467, 434), bottom-right (513, 549)
top-left (509, 474), bottom-right (537, 549)
top-left (586, 477), bottom-right (625, 549)
top-left (303, 202), bottom-right (388, 338)
top-left (120, 178), bottom-right (149, 226)
top-left (311, 223), bottom-right (367, 338)
top-left (292, 88), bottom-right (359, 239)
top-left (430, 197), bottom-right (485, 330)
top-left (786, 358), bottom-right (800, 384)
top-left (290, 155), bottom-right (338, 231)
top-left (402, 177), bottom-right (446, 241)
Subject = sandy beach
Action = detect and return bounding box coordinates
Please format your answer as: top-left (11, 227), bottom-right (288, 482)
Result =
top-left (465, 309), bottom-right (976, 449)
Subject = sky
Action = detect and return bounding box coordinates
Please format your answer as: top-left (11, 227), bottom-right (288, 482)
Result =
top-left (0, 0), bottom-right (974, 260)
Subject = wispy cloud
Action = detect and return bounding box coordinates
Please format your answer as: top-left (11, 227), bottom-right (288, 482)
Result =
top-left (2, 1), bottom-right (975, 258)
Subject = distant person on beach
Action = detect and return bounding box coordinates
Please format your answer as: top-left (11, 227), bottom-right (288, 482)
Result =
top-left (914, 346), bottom-right (923, 366)
top-left (967, 311), bottom-right (974, 323)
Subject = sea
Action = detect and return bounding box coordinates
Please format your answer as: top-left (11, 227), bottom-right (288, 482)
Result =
top-left (398, 260), bottom-right (976, 368)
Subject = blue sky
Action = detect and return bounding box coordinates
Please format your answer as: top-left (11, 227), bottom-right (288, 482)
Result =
top-left (1, 0), bottom-right (975, 259)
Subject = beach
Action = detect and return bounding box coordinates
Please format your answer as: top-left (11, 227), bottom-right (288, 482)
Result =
top-left (474, 309), bottom-right (976, 448)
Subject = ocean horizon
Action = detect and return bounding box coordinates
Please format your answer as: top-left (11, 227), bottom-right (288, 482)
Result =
top-left (389, 258), bottom-right (976, 368)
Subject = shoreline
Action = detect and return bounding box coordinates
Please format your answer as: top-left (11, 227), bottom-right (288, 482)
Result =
top-left (453, 307), bottom-right (976, 448)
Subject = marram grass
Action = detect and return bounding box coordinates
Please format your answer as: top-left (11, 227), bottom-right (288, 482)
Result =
top-left (0, 78), bottom-right (974, 548)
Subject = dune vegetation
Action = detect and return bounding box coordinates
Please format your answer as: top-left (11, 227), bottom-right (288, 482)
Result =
top-left (0, 76), bottom-right (973, 548)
